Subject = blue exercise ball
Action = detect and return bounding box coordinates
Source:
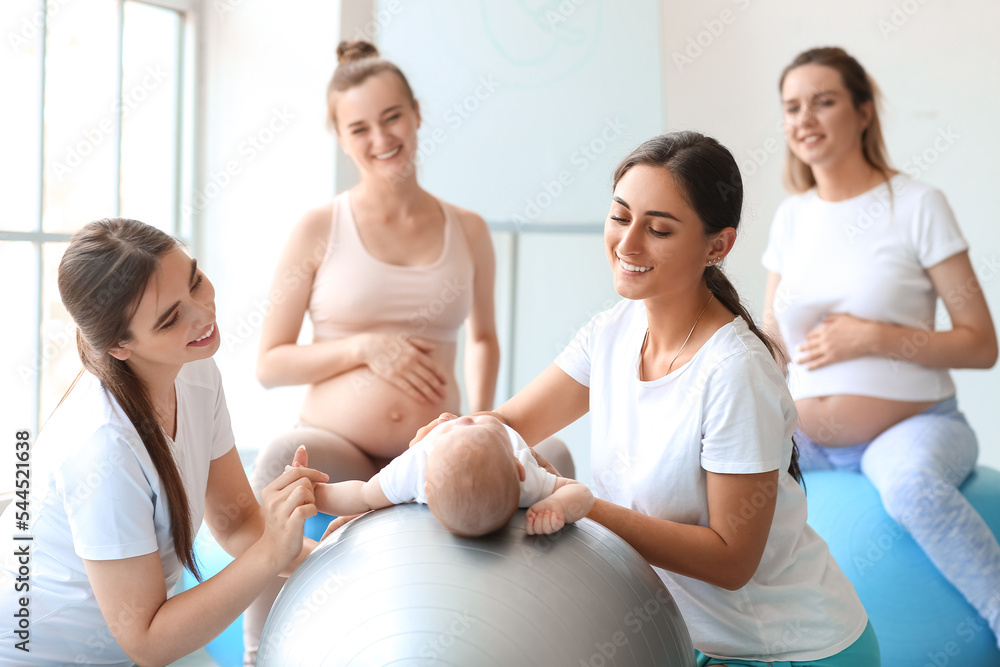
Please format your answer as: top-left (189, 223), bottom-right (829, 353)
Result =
top-left (804, 466), bottom-right (1000, 667)
top-left (258, 503), bottom-right (695, 666)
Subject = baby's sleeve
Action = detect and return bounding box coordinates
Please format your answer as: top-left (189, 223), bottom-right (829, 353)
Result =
top-left (515, 447), bottom-right (558, 506)
top-left (378, 446), bottom-right (423, 505)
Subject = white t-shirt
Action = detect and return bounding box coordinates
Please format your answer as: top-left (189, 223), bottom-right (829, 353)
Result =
top-left (0, 358), bottom-right (235, 666)
top-left (380, 423), bottom-right (557, 506)
top-left (762, 175), bottom-right (967, 401)
top-left (555, 300), bottom-right (867, 662)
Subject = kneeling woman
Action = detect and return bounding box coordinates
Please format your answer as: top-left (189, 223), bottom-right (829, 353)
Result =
top-left (417, 132), bottom-right (880, 665)
top-left (0, 219), bottom-right (327, 666)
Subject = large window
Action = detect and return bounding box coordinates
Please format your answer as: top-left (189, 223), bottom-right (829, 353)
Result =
top-left (0, 0), bottom-right (197, 446)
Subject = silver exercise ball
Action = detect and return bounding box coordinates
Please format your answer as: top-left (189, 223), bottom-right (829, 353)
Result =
top-left (258, 503), bottom-right (695, 666)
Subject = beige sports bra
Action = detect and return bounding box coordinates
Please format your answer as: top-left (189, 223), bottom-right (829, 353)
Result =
top-left (307, 192), bottom-right (475, 343)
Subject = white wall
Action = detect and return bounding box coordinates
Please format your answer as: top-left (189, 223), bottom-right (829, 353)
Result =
top-left (659, 0), bottom-right (1000, 468)
top-left (199, 0), bottom-right (339, 462)
top-left (375, 0), bottom-right (663, 485)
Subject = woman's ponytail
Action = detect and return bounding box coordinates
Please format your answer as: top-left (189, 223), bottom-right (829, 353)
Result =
top-left (60, 219), bottom-right (201, 579)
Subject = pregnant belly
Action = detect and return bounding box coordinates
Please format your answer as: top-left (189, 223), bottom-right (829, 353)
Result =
top-left (796, 395), bottom-right (938, 446)
top-left (300, 365), bottom-right (461, 459)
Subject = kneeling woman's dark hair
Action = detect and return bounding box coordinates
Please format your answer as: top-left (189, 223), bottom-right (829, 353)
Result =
top-left (613, 131), bottom-right (802, 483)
top-left (58, 218), bottom-right (201, 578)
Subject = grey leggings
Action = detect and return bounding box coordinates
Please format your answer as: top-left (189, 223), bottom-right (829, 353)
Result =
top-left (796, 396), bottom-right (1000, 646)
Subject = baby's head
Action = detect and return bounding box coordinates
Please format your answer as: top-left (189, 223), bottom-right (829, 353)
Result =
top-left (423, 415), bottom-right (526, 537)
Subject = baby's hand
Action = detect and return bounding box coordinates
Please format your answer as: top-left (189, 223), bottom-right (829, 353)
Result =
top-left (525, 498), bottom-right (566, 535)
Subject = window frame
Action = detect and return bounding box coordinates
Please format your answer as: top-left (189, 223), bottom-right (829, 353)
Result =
top-left (1, 0), bottom-right (201, 437)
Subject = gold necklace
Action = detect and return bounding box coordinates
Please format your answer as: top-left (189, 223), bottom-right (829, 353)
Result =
top-left (639, 293), bottom-right (714, 381)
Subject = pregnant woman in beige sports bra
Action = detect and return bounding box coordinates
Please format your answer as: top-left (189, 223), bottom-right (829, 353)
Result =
top-left (242, 41), bottom-right (573, 664)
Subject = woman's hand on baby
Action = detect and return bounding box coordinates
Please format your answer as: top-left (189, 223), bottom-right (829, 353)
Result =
top-left (526, 499), bottom-right (567, 535)
top-left (528, 447), bottom-right (560, 476)
top-left (360, 333), bottom-right (448, 403)
top-left (260, 452), bottom-right (328, 569)
top-left (796, 313), bottom-right (880, 370)
top-left (408, 412), bottom-right (459, 448)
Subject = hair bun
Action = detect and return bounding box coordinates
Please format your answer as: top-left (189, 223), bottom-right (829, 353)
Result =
top-left (337, 40), bottom-right (379, 64)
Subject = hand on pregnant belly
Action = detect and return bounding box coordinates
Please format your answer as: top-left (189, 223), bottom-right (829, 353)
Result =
top-left (796, 313), bottom-right (879, 370)
top-left (361, 332), bottom-right (448, 402)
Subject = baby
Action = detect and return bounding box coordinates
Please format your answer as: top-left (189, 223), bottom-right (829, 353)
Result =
top-left (301, 415), bottom-right (593, 537)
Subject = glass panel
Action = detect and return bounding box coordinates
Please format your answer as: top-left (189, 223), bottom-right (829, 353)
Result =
top-left (39, 243), bottom-right (78, 424)
top-left (0, 0), bottom-right (44, 232)
top-left (120, 2), bottom-right (181, 234)
top-left (0, 243), bottom-right (40, 452)
top-left (178, 15), bottom-right (195, 242)
top-left (42, 0), bottom-right (119, 233)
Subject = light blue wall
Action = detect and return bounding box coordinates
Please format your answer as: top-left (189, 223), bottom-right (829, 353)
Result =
top-left (378, 1), bottom-right (664, 484)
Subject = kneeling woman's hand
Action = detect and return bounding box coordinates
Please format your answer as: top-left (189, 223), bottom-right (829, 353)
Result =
top-left (260, 461), bottom-right (328, 569)
top-left (409, 412), bottom-right (459, 447)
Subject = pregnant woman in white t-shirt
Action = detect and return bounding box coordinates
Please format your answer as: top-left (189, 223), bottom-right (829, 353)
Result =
top-left (763, 47), bottom-right (1000, 647)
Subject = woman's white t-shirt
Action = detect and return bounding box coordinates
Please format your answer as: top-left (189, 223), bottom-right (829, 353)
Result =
top-left (0, 358), bottom-right (235, 666)
top-left (762, 175), bottom-right (967, 401)
top-left (555, 299), bottom-right (867, 661)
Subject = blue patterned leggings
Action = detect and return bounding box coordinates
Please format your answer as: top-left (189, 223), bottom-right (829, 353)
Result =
top-left (795, 396), bottom-right (1000, 648)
